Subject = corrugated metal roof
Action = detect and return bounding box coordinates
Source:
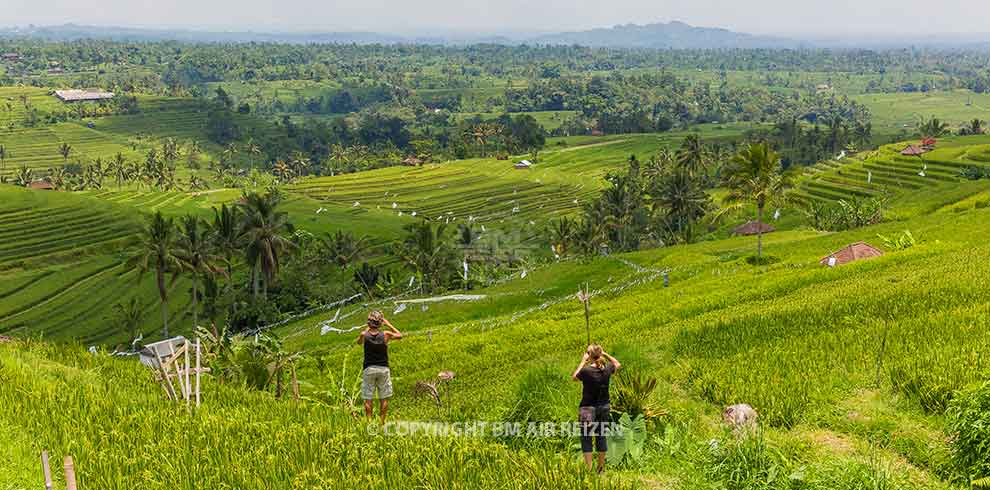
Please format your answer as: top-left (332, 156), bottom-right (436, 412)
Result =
top-left (54, 89), bottom-right (115, 102)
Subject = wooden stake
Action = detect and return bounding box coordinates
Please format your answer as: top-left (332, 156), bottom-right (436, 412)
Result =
top-left (41, 451), bottom-right (52, 490)
top-left (195, 337), bottom-right (201, 408)
top-left (185, 339), bottom-right (191, 407)
top-left (63, 456), bottom-right (77, 490)
top-left (291, 363), bottom-right (300, 402)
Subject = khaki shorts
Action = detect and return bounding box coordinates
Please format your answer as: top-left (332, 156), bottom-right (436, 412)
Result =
top-left (361, 366), bottom-right (393, 400)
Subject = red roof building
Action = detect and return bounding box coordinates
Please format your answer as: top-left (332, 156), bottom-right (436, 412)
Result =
top-left (28, 181), bottom-right (55, 190)
top-left (821, 241), bottom-right (884, 267)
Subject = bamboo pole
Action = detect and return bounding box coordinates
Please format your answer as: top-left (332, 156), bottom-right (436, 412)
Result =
top-left (41, 451), bottom-right (52, 490)
top-left (63, 456), bottom-right (77, 490)
top-left (185, 339), bottom-right (191, 407)
top-left (195, 338), bottom-right (201, 408)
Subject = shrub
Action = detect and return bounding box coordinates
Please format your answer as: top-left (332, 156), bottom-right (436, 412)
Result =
top-left (947, 381), bottom-right (990, 481)
top-left (746, 255), bottom-right (781, 266)
top-left (959, 166), bottom-right (990, 181)
top-left (976, 199), bottom-right (990, 209)
top-left (503, 364), bottom-right (570, 426)
top-left (877, 230), bottom-right (917, 251)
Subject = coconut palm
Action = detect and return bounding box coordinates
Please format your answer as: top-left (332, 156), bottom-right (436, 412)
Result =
top-left (58, 143), bottom-right (72, 162)
top-left (917, 117), bottom-right (950, 139)
top-left (109, 297), bottom-right (145, 347)
top-left (321, 230), bottom-right (368, 267)
top-left (127, 212), bottom-right (183, 338)
top-left (0, 144), bottom-right (8, 175)
top-left (547, 217), bottom-right (576, 256)
top-left (290, 151), bottom-right (310, 178)
top-left (211, 203), bottom-right (243, 296)
top-left (397, 221), bottom-right (457, 293)
top-left (653, 170), bottom-right (711, 242)
top-left (719, 142), bottom-right (790, 259)
top-left (239, 192), bottom-right (294, 299)
top-left (676, 134), bottom-right (709, 179)
top-left (272, 160), bottom-right (292, 182)
top-left (176, 216), bottom-right (219, 330)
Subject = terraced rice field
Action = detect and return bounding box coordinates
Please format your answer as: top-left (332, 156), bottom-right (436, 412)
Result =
top-left (290, 129), bottom-right (752, 232)
top-left (792, 135), bottom-right (990, 217)
top-left (0, 185), bottom-right (193, 344)
top-left (0, 86), bottom-right (64, 128)
top-left (289, 161), bottom-right (599, 233)
top-left (0, 123), bottom-right (144, 178)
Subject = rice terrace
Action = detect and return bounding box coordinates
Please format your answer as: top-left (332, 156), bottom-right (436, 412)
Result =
top-left (5, 3), bottom-right (990, 489)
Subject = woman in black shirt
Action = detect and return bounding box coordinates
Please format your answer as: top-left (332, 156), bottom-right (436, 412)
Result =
top-left (572, 344), bottom-right (621, 473)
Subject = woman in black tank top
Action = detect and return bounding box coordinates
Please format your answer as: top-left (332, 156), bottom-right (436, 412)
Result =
top-left (571, 344), bottom-right (621, 473)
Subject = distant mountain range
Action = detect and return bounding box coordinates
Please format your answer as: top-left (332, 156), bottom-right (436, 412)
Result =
top-left (530, 21), bottom-right (801, 49)
top-left (2, 22), bottom-right (987, 50)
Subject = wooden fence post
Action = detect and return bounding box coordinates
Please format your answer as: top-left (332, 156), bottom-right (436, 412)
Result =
top-left (63, 455), bottom-right (77, 490)
top-left (41, 451), bottom-right (52, 490)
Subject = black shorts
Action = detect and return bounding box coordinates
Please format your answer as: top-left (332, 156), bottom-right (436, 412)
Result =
top-left (579, 404), bottom-right (610, 453)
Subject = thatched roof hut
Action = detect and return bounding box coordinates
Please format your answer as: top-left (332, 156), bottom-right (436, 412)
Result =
top-left (900, 144), bottom-right (928, 156)
top-left (821, 241), bottom-right (884, 267)
top-left (28, 181), bottom-right (55, 190)
top-left (733, 221), bottom-right (775, 236)
top-left (401, 157), bottom-right (423, 167)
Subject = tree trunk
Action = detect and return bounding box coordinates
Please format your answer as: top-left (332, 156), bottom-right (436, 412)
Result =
top-left (158, 269), bottom-right (169, 338)
top-left (252, 264), bottom-right (259, 300)
top-left (191, 276), bottom-right (198, 330)
top-left (756, 205), bottom-right (764, 259)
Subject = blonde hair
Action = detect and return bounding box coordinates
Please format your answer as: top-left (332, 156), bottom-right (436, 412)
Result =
top-left (367, 310), bottom-right (384, 328)
top-left (587, 344), bottom-right (606, 369)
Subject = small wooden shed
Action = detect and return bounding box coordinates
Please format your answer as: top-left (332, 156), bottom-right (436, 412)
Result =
top-left (820, 241), bottom-right (884, 267)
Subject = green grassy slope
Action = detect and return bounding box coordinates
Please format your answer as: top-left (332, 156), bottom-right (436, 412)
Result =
top-left (4, 192), bottom-right (989, 488)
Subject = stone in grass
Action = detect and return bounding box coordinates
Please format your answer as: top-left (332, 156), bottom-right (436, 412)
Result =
top-left (722, 404), bottom-right (758, 433)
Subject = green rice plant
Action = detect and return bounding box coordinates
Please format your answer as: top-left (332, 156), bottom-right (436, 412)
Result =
top-left (947, 382), bottom-right (990, 481)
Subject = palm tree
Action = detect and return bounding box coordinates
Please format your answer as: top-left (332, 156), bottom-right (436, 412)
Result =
top-left (221, 143), bottom-right (238, 166)
top-left (272, 160), bottom-right (292, 182)
top-left (322, 230), bottom-right (368, 267)
top-left (246, 139), bottom-right (262, 167)
top-left (128, 212), bottom-right (183, 338)
top-left (547, 217), bottom-right (576, 256)
top-left (676, 134), bottom-right (709, 179)
top-left (0, 144), bottom-right (8, 175)
top-left (290, 151), bottom-right (310, 178)
top-left (720, 142), bottom-right (790, 259)
top-left (58, 143), bottom-right (72, 162)
top-left (653, 170), bottom-right (711, 242)
top-left (109, 297), bottom-right (145, 346)
top-left (239, 192), bottom-right (294, 299)
top-left (211, 204), bottom-right (242, 298)
top-left (967, 119), bottom-right (984, 136)
top-left (328, 144), bottom-right (350, 176)
top-left (917, 117), bottom-right (950, 139)
top-left (176, 216), bottom-right (218, 330)
top-left (397, 221), bottom-right (457, 293)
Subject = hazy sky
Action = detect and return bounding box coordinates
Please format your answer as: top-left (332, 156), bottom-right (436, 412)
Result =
top-left (3, 0), bottom-right (987, 37)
